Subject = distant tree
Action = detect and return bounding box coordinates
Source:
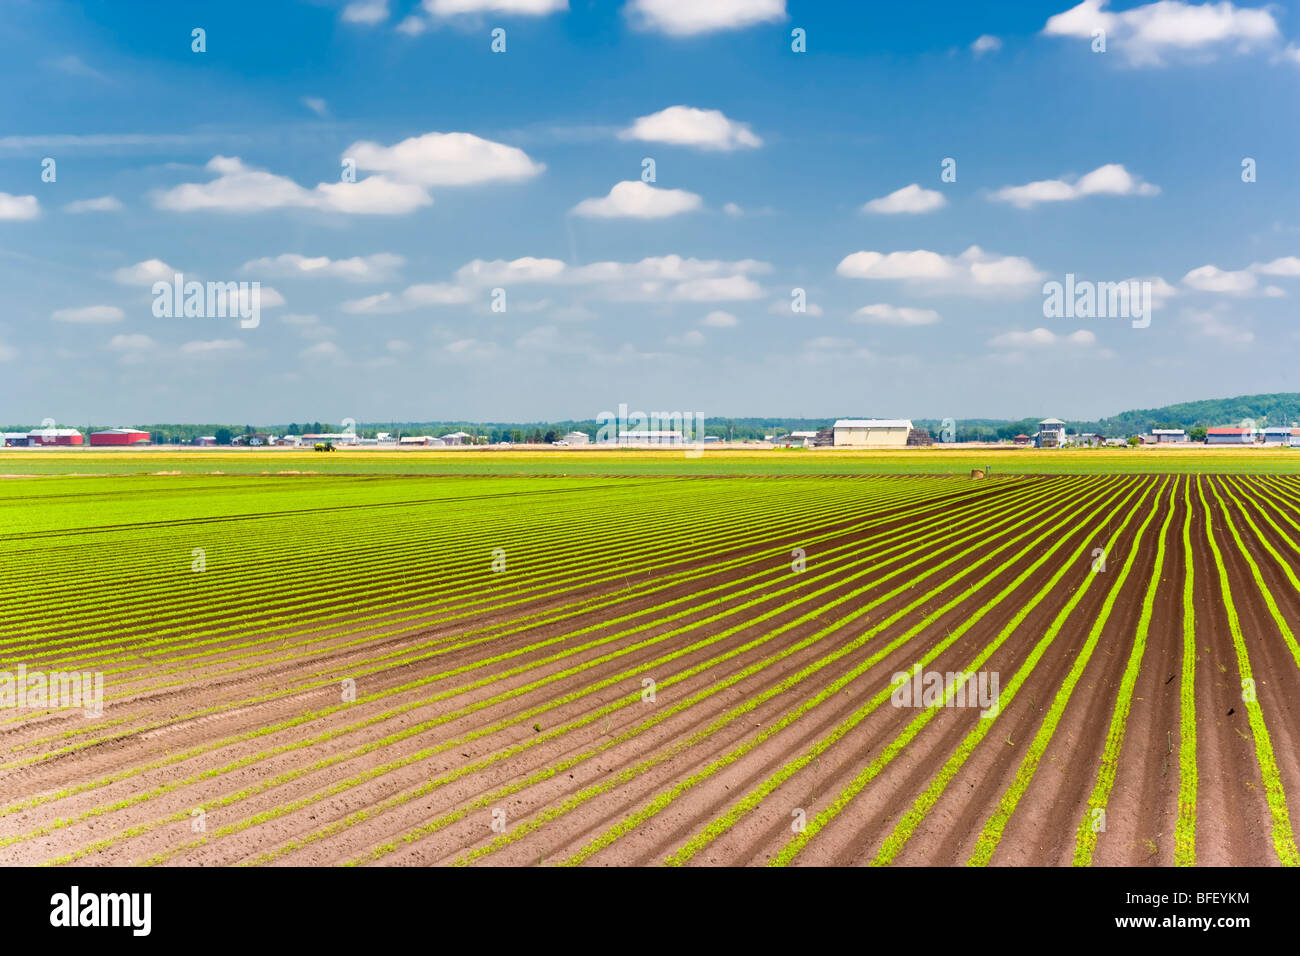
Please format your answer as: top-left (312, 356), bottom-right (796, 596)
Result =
top-left (311, 422), bottom-right (323, 433)
top-left (543, 429), bottom-right (557, 443)
top-left (1126, 435), bottom-right (1141, 447)
top-left (215, 428), bottom-right (233, 445)
top-left (288, 423), bottom-right (300, 435)
top-left (1189, 426), bottom-right (1208, 443)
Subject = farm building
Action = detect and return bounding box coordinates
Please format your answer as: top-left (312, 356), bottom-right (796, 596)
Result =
top-left (301, 432), bottom-right (359, 446)
top-left (1206, 427), bottom-right (1253, 445)
top-left (1293, 430), bottom-right (1300, 449)
top-left (2, 432), bottom-right (28, 447)
top-left (616, 430), bottom-right (684, 446)
top-left (1012, 434), bottom-right (1032, 446)
top-left (1151, 429), bottom-right (1188, 443)
top-left (27, 428), bottom-right (83, 446)
top-left (399, 435), bottom-right (435, 446)
top-left (1035, 418), bottom-right (1067, 448)
top-left (89, 428), bottom-right (150, 446)
top-left (561, 431), bottom-right (590, 445)
top-left (193, 436), bottom-right (217, 446)
top-left (440, 431), bottom-right (472, 445)
top-left (1260, 426), bottom-right (1295, 446)
top-left (832, 419), bottom-right (913, 447)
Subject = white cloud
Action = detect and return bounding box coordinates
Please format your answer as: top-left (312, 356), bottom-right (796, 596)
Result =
top-left (64, 195), bottom-right (123, 213)
top-left (0, 341), bottom-right (16, 362)
top-left (723, 202), bottom-right (744, 217)
top-left (342, 283), bottom-right (472, 314)
top-left (837, 246), bottom-right (1046, 296)
top-left (572, 181), bottom-right (703, 221)
top-left (1182, 264), bottom-right (1257, 294)
top-left (301, 341), bottom-right (345, 361)
top-left (619, 105), bottom-right (762, 151)
top-left (1251, 256), bottom-right (1300, 276)
top-left (862, 184), bottom-right (947, 215)
top-left (0, 193), bottom-right (39, 220)
top-left (302, 97), bottom-right (328, 117)
top-left (345, 131), bottom-right (544, 186)
top-left (112, 259), bottom-right (177, 285)
top-left (241, 253), bottom-right (404, 282)
top-left (180, 339), bottom-right (246, 355)
top-left (971, 34), bottom-right (1002, 55)
top-left (107, 334), bottom-right (157, 351)
top-left (341, 0), bottom-right (389, 25)
top-left (572, 180), bottom-right (702, 219)
top-left (671, 275), bottom-right (763, 301)
top-left (852, 304), bottom-right (941, 326)
top-left (1043, 0), bottom-right (1279, 66)
top-left (153, 156), bottom-right (432, 215)
top-left (423, 0), bottom-right (567, 16)
top-left (989, 327), bottom-right (1099, 349)
top-left (450, 253), bottom-right (767, 302)
top-left (52, 305), bottom-right (123, 323)
top-left (396, 15), bottom-right (430, 34)
top-left (990, 163), bottom-right (1159, 208)
top-left (626, 0), bottom-right (786, 36)
top-left (701, 310), bottom-right (739, 328)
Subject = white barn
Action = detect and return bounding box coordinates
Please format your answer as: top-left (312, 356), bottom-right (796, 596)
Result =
top-left (832, 419), bottom-right (913, 448)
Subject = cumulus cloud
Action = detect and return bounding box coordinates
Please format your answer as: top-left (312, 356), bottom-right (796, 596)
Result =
top-left (341, 0), bottom-right (389, 25)
top-left (112, 259), bottom-right (177, 285)
top-left (701, 310), bottom-right (739, 328)
top-left (52, 305), bottom-right (124, 323)
top-left (626, 0), bottom-right (786, 35)
top-left (971, 34), bottom-right (1002, 55)
top-left (990, 164), bottom-right (1159, 208)
top-left (0, 192), bottom-right (39, 220)
top-left (668, 329), bottom-right (706, 347)
top-left (619, 105), bottom-right (761, 151)
top-left (1182, 264), bottom-right (1257, 294)
top-left (1251, 256), bottom-right (1300, 276)
top-left (1043, 0), bottom-right (1280, 66)
top-left (152, 156), bottom-right (432, 215)
top-left (862, 184), bottom-right (947, 215)
top-left (107, 333), bottom-right (157, 351)
top-left (302, 97), bottom-right (328, 117)
top-left (64, 195), bottom-right (123, 213)
top-left (345, 131), bottom-right (544, 186)
top-left (837, 246), bottom-right (1046, 294)
top-left (241, 253), bottom-right (404, 282)
top-left (423, 0), bottom-right (567, 16)
top-left (988, 328), bottom-right (1102, 353)
top-left (852, 303), bottom-right (941, 326)
top-left (571, 180), bottom-right (702, 219)
top-left (342, 283), bottom-right (472, 314)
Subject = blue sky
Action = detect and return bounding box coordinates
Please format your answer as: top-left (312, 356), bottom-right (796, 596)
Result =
top-left (2, 0), bottom-right (1298, 426)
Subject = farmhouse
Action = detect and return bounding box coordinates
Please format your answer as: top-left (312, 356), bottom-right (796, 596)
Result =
top-left (1206, 427), bottom-right (1253, 445)
top-left (832, 419), bottom-right (913, 448)
top-left (1151, 428), bottom-right (1188, 443)
top-left (1035, 418), bottom-right (1067, 448)
top-left (89, 428), bottom-right (150, 446)
top-left (27, 428), bottom-right (83, 446)
top-left (561, 431), bottom-right (590, 445)
top-left (1260, 426), bottom-right (1294, 446)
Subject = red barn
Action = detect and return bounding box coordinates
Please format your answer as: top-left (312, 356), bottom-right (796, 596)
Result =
top-left (27, 428), bottom-right (84, 446)
top-left (89, 428), bottom-right (150, 446)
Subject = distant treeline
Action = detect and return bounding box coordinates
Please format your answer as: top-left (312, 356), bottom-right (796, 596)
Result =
top-left (8, 394), bottom-right (1296, 445)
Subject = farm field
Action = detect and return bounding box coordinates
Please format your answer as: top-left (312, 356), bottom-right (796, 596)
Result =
top-left (1, 469), bottom-right (1299, 867)
top-left (3, 444), bottom-right (1300, 477)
